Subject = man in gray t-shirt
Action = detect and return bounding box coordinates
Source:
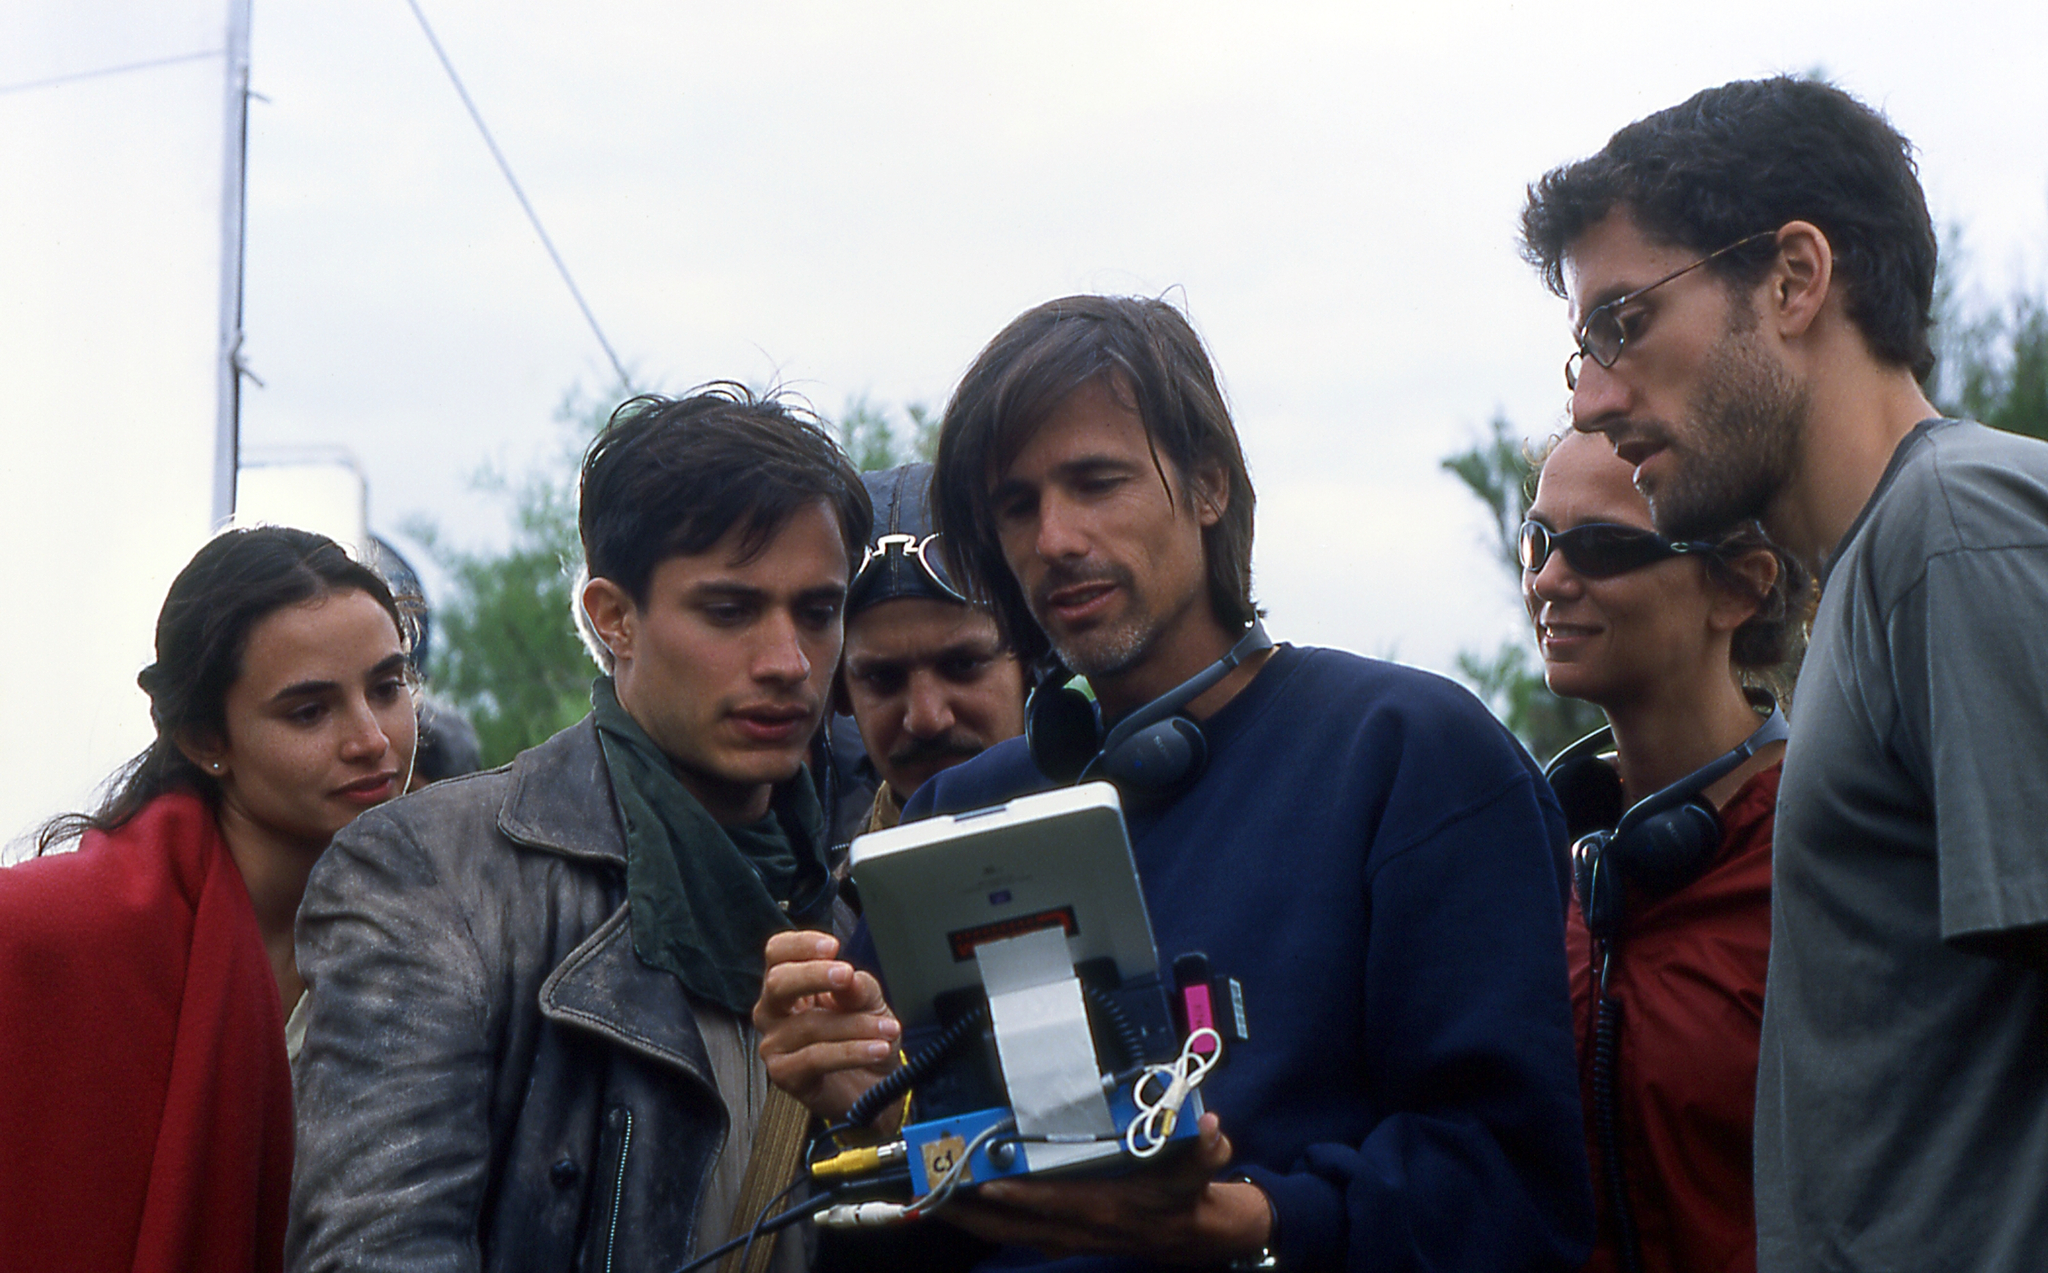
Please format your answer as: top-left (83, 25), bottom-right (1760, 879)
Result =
top-left (1521, 78), bottom-right (2048, 1270)
top-left (1763, 418), bottom-right (2048, 1267)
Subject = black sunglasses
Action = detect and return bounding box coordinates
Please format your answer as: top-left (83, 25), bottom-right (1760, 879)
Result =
top-left (1517, 520), bottom-right (1717, 579)
top-left (1565, 231), bottom-right (1779, 391)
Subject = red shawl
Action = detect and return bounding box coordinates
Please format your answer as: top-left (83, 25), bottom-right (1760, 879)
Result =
top-left (0, 791), bottom-right (292, 1273)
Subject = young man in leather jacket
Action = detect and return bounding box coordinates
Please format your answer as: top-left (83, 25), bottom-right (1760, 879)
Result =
top-left (287, 386), bottom-right (869, 1273)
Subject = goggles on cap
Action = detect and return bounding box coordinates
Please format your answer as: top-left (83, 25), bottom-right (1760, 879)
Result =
top-left (847, 532), bottom-right (969, 611)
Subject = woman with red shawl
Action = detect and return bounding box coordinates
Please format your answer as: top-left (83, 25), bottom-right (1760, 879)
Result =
top-left (0, 527), bottom-right (416, 1273)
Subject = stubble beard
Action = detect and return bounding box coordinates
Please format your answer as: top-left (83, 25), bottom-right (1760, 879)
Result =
top-left (1048, 605), bottom-right (1157, 679)
top-left (1646, 318), bottom-right (1808, 542)
top-left (1031, 562), bottom-right (1159, 679)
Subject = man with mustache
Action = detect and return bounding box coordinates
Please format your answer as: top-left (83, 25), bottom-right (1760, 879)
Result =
top-left (1522, 78), bottom-right (2048, 1271)
top-left (288, 387), bottom-right (869, 1273)
top-left (756, 296), bottom-right (1593, 1270)
top-left (837, 463), bottom-right (1027, 840)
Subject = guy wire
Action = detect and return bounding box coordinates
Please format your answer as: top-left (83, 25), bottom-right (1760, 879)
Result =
top-left (402, 0), bottom-right (634, 391)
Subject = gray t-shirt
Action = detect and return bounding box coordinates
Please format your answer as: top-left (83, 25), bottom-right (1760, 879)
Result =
top-left (1756, 419), bottom-right (2048, 1271)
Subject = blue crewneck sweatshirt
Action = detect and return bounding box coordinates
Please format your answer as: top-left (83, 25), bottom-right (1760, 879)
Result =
top-left (890, 644), bottom-right (1592, 1272)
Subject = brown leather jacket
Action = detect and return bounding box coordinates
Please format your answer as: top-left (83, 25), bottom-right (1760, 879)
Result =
top-left (287, 716), bottom-right (794, 1273)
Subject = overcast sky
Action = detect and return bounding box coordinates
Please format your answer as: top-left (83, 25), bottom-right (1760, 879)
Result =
top-left (14, 0), bottom-right (2048, 684)
top-left (229, 0), bottom-right (2048, 676)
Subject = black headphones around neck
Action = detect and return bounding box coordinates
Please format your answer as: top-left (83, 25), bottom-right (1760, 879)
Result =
top-left (1026, 619), bottom-right (1274, 800)
top-left (1548, 695), bottom-right (1788, 943)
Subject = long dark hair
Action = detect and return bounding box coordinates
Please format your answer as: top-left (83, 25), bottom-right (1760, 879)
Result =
top-left (1702, 522), bottom-right (1813, 704)
top-left (37, 526), bottom-right (412, 853)
top-left (932, 295), bottom-right (1258, 664)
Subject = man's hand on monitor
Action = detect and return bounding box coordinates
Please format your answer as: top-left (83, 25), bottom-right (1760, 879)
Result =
top-left (754, 931), bottom-right (903, 1124)
top-left (939, 1113), bottom-right (1273, 1264)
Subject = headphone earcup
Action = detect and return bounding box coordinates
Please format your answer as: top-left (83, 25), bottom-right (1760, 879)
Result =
top-left (1612, 798), bottom-right (1723, 898)
top-left (1549, 754), bottom-right (1626, 844)
top-left (1573, 831), bottom-right (1623, 942)
top-left (1026, 684), bottom-right (1101, 784)
top-left (1097, 716), bottom-right (1208, 798)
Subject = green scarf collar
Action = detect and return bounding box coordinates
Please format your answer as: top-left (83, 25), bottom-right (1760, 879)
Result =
top-left (591, 677), bottom-right (833, 1016)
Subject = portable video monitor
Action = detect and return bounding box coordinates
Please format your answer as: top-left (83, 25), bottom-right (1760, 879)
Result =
top-left (849, 781), bottom-right (1159, 1029)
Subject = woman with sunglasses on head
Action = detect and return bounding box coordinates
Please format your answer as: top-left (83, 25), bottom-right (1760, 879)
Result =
top-left (1522, 430), bottom-right (1808, 1273)
top-left (0, 526), bottom-right (416, 1273)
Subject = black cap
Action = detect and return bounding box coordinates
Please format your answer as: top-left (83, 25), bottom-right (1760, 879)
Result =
top-left (846, 464), bottom-right (967, 617)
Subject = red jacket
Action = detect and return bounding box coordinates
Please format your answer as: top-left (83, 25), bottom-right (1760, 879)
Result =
top-left (1566, 763), bottom-right (1779, 1273)
top-left (0, 791), bottom-right (293, 1273)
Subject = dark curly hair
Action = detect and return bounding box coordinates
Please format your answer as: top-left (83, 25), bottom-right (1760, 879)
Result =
top-left (1520, 76), bottom-right (1939, 382)
top-left (1702, 522), bottom-right (1813, 687)
top-left (578, 383), bottom-right (870, 625)
top-left (38, 526), bottom-right (413, 853)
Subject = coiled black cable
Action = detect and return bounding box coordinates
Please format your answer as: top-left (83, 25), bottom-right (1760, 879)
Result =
top-left (839, 1002), bottom-right (991, 1132)
top-left (1590, 992), bottom-right (1643, 1273)
top-left (830, 975), bottom-right (1149, 1143)
top-left (1081, 981), bottom-right (1146, 1071)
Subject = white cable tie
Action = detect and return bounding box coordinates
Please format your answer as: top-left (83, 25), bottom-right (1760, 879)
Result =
top-left (1123, 1029), bottom-right (1224, 1158)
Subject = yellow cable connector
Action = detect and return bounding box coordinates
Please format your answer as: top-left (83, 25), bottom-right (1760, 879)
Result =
top-left (810, 1140), bottom-right (908, 1180)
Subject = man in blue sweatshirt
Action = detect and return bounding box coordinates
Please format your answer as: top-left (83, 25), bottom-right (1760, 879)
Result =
top-left (756, 294), bottom-right (1593, 1271)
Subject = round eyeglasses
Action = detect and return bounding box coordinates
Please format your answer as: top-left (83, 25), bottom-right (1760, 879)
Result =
top-left (1565, 231), bottom-right (1779, 391)
top-left (1517, 520), bottom-right (1717, 579)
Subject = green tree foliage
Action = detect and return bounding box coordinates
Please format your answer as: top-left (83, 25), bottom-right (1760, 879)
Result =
top-left (1454, 641), bottom-right (1608, 760)
top-left (1929, 225), bottom-right (2048, 440)
top-left (839, 394), bottom-right (939, 471)
top-left (411, 389), bottom-right (605, 768)
top-left (1441, 411), bottom-right (1540, 577)
top-left (1441, 412), bottom-right (1606, 763)
top-left (1935, 290), bottom-right (2048, 441)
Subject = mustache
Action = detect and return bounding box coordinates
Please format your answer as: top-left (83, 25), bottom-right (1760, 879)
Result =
top-left (888, 734), bottom-right (987, 768)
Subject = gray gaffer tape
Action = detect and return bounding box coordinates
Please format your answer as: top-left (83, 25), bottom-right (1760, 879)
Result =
top-left (975, 926), bottom-right (1117, 1174)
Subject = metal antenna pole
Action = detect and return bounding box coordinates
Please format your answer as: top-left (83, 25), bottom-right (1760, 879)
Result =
top-left (213, 0), bottom-right (254, 526)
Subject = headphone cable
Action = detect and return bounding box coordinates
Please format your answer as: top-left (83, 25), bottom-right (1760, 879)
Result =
top-left (1590, 949), bottom-right (1644, 1273)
